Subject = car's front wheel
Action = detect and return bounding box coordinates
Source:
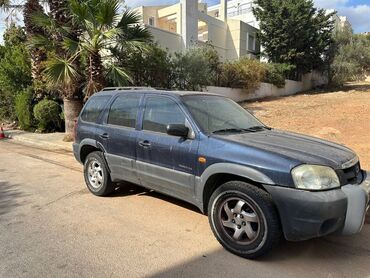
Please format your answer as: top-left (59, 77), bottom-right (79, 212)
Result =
top-left (84, 151), bottom-right (115, 196)
top-left (208, 181), bottom-right (281, 259)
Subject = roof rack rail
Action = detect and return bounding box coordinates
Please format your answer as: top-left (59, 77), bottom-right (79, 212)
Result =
top-left (101, 87), bottom-right (156, 92)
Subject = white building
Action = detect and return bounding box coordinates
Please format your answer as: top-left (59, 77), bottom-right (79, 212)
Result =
top-left (133, 0), bottom-right (260, 60)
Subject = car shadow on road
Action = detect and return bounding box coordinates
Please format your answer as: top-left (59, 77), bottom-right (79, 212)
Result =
top-left (146, 232), bottom-right (370, 277)
top-left (0, 181), bottom-right (29, 217)
top-left (110, 182), bottom-right (202, 214)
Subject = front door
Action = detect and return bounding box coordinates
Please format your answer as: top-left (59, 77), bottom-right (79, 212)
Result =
top-left (136, 95), bottom-right (199, 200)
top-left (97, 93), bottom-right (142, 184)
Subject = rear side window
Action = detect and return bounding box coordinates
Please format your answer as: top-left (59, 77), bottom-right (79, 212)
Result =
top-left (107, 94), bottom-right (141, 128)
top-left (81, 96), bottom-right (111, 123)
top-left (143, 97), bottom-right (185, 133)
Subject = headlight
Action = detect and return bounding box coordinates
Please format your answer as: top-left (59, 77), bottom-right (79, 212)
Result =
top-left (292, 165), bottom-right (340, 190)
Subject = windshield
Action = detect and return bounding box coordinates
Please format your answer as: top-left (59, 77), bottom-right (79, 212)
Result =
top-left (182, 95), bottom-right (266, 134)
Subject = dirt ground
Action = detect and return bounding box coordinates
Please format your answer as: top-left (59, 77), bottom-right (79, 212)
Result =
top-left (244, 82), bottom-right (370, 170)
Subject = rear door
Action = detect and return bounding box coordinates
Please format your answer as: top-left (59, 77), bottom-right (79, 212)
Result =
top-left (97, 93), bottom-right (143, 184)
top-left (78, 95), bottom-right (112, 144)
top-left (136, 95), bottom-right (199, 201)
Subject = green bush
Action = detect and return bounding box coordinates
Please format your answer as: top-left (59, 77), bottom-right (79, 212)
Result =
top-left (171, 45), bottom-right (221, 90)
top-left (219, 58), bottom-right (266, 90)
top-left (15, 89), bottom-right (34, 130)
top-left (33, 99), bottom-right (62, 132)
top-left (0, 25), bottom-right (32, 121)
top-left (263, 63), bottom-right (295, 88)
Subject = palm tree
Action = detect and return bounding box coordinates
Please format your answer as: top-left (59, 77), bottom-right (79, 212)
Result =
top-left (31, 0), bottom-right (151, 137)
top-left (47, 0), bottom-right (84, 139)
top-left (24, 0), bottom-right (48, 98)
top-left (68, 0), bottom-right (152, 97)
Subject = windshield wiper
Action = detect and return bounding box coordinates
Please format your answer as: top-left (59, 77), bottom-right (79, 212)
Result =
top-left (245, 126), bottom-right (272, 131)
top-left (212, 126), bottom-right (271, 134)
top-left (212, 128), bottom-right (245, 134)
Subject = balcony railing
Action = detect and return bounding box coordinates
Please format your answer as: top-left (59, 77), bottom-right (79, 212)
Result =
top-left (228, 7), bottom-right (253, 17)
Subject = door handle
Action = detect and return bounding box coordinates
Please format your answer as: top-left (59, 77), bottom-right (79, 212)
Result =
top-left (99, 133), bottom-right (109, 139)
top-left (139, 140), bottom-right (151, 148)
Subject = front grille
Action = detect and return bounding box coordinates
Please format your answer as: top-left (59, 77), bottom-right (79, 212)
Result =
top-left (336, 162), bottom-right (363, 185)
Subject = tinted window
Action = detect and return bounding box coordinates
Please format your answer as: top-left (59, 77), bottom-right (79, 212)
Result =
top-left (108, 95), bottom-right (141, 128)
top-left (183, 95), bottom-right (264, 134)
top-left (143, 97), bottom-right (185, 133)
top-left (81, 96), bottom-right (111, 123)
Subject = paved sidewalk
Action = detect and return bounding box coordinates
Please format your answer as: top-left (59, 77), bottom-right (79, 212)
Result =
top-left (2, 129), bottom-right (72, 152)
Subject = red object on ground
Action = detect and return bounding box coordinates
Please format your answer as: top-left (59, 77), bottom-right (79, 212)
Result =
top-left (0, 127), bottom-right (6, 139)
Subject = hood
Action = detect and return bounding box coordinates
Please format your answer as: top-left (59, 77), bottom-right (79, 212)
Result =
top-left (213, 129), bottom-right (357, 169)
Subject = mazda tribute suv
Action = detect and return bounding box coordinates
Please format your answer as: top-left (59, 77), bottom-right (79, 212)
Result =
top-left (73, 87), bottom-right (370, 258)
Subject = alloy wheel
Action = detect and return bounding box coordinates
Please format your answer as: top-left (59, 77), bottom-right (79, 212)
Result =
top-left (87, 159), bottom-right (104, 190)
top-left (218, 197), bottom-right (260, 244)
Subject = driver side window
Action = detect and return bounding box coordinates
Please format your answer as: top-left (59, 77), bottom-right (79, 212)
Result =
top-left (143, 97), bottom-right (185, 133)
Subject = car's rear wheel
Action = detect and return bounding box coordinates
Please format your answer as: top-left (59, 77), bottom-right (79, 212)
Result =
top-left (208, 181), bottom-right (281, 259)
top-left (84, 151), bottom-right (115, 196)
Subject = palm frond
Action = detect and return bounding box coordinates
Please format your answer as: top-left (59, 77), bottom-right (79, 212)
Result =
top-left (121, 24), bottom-right (152, 41)
top-left (0, 0), bottom-right (22, 10)
top-left (106, 64), bottom-right (132, 86)
top-left (44, 57), bottom-right (79, 85)
top-left (96, 0), bottom-right (121, 27)
top-left (69, 0), bottom-right (89, 27)
top-left (31, 11), bottom-right (54, 30)
top-left (28, 34), bottom-right (56, 50)
top-left (62, 37), bottom-right (80, 55)
top-left (117, 10), bottom-right (142, 29)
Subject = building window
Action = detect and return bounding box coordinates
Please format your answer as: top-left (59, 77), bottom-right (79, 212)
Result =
top-left (148, 17), bottom-right (155, 26)
top-left (247, 32), bottom-right (256, 51)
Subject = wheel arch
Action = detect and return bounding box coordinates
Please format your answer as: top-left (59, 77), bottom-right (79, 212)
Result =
top-left (196, 163), bottom-right (275, 214)
top-left (79, 139), bottom-right (106, 164)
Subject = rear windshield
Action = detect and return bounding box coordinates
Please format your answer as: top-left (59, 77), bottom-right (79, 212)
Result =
top-left (81, 96), bottom-right (111, 123)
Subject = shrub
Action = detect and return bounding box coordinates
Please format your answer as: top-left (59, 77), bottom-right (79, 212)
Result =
top-left (219, 58), bottom-right (266, 90)
top-left (15, 88), bottom-right (34, 130)
top-left (117, 43), bottom-right (173, 89)
top-left (263, 63), bottom-right (295, 88)
top-left (172, 45), bottom-right (221, 90)
top-left (0, 25), bottom-right (32, 121)
top-left (33, 99), bottom-right (62, 132)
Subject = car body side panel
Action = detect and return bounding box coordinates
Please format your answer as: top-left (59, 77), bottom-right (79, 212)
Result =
top-left (135, 94), bottom-right (200, 200)
top-left (96, 94), bottom-right (143, 184)
top-left (196, 135), bottom-right (298, 186)
top-left (194, 162), bottom-right (276, 211)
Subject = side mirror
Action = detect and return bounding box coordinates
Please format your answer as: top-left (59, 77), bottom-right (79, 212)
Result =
top-left (166, 124), bottom-right (189, 138)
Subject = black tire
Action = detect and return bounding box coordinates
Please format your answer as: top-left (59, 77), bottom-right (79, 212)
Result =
top-left (83, 151), bottom-right (115, 196)
top-left (208, 181), bottom-right (281, 259)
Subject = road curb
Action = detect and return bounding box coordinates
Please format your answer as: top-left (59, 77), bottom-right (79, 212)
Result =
top-left (7, 134), bottom-right (73, 153)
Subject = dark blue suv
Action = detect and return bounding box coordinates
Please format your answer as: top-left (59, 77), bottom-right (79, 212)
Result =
top-left (73, 87), bottom-right (370, 258)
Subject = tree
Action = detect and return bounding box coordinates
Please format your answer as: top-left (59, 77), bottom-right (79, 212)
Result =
top-left (67, 0), bottom-right (152, 98)
top-left (30, 0), bottom-right (84, 138)
top-left (0, 0), bottom-right (48, 98)
top-left (116, 44), bottom-right (173, 89)
top-left (253, 0), bottom-right (334, 79)
top-left (0, 24), bottom-right (32, 120)
top-left (330, 28), bottom-right (370, 85)
top-left (30, 0), bottom-right (151, 137)
top-left (171, 45), bottom-right (221, 90)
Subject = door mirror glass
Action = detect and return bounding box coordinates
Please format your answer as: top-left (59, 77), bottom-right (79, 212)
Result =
top-left (166, 124), bottom-right (189, 138)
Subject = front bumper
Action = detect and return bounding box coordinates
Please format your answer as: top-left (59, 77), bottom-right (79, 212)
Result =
top-left (264, 171), bottom-right (370, 241)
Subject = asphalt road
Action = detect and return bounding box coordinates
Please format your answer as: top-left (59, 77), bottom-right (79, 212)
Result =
top-left (0, 141), bottom-right (369, 278)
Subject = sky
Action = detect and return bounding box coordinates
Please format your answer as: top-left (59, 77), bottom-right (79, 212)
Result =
top-left (0, 0), bottom-right (369, 43)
